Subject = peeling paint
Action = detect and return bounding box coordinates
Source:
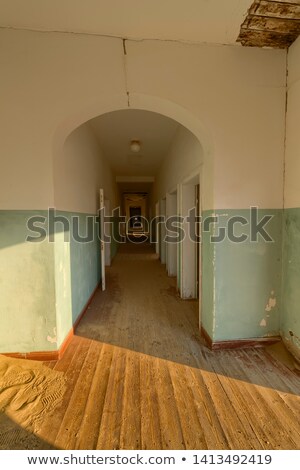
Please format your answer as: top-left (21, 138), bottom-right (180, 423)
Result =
top-left (47, 328), bottom-right (57, 344)
top-left (282, 209), bottom-right (300, 364)
top-left (207, 208), bottom-right (281, 342)
top-left (265, 295), bottom-right (276, 312)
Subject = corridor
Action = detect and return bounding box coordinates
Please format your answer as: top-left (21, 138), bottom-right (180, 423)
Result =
top-left (2, 0), bottom-right (300, 455)
top-left (30, 243), bottom-right (300, 450)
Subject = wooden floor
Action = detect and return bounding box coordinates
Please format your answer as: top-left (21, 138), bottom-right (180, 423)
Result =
top-left (38, 243), bottom-right (300, 450)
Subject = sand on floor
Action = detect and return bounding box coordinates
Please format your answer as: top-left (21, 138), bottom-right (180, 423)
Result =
top-left (0, 355), bottom-right (65, 449)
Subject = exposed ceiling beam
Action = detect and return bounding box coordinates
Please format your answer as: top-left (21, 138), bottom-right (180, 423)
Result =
top-left (237, 0), bottom-right (300, 48)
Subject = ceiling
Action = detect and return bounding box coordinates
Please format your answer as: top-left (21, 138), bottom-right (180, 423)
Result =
top-left (89, 110), bottom-right (179, 177)
top-left (0, 0), bottom-right (253, 45)
top-left (117, 182), bottom-right (153, 196)
top-left (1, 1), bottom-right (299, 53)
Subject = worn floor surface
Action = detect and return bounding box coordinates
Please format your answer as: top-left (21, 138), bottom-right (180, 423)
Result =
top-left (2, 243), bottom-right (300, 449)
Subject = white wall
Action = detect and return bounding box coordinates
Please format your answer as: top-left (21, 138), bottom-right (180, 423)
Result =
top-left (0, 29), bottom-right (126, 210)
top-left (127, 40), bottom-right (286, 210)
top-left (153, 126), bottom-right (203, 202)
top-left (0, 29), bottom-right (287, 213)
top-left (54, 122), bottom-right (116, 214)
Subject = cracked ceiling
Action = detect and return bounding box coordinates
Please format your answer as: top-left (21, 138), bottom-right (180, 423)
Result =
top-left (0, 1), bottom-right (299, 49)
top-left (237, 0), bottom-right (300, 48)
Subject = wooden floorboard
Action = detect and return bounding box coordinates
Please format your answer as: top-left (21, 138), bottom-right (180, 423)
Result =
top-left (75, 343), bottom-right (113, 450)
top-left (119, 350), bottom-right (141, 450)
top-left (35, 243), bottom-right (300, 450)
top-left (139, 355), bottom-right (163, 450)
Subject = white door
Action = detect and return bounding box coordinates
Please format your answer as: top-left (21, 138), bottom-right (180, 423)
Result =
top-left (166, 192), bottom-right (177, 277)
top-left (155, 202), bottom-right (160, 255)
top-left (181, 183), bottom-right (196, 298)
top-left (104, 199), bottom-right (111, 266)
top-left (160, 198), bottom-right (166, 264)
top-left (99, 189), bottom-right (106, 291)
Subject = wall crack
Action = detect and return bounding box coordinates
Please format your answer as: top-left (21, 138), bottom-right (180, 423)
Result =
top-left (122, 38), bottom-right (130, 108)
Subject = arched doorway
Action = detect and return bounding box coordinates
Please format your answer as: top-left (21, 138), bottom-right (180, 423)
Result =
top-left (52, 94), bottom-right (214, 354)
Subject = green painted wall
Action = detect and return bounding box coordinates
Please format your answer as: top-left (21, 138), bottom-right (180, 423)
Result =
top-left (0, 210), bottom-right (57, 353)
top-left (69, 213), bottom-right (101, 323)
top-left (0, 207), bottom-right (287, 354)
top-left (281, 208), bottom-right (300, 360)
top-left (54, 211), bottom-right (102, 348)
top-left (202, 209), bottom-right (282, 342)
top-left (0, 210), bottom-right (108, 352)
top-left (55, 211), bottom-right (121, 347)
top-left (201, 216), bottom-right (216, 338)
top-left (54, 226), bottom-right (72, 348)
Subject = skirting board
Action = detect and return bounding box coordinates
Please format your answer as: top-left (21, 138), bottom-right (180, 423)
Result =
top-left (201, 326), bottom-right (281, 350)
top-left (1, 282), bottom-right (100, 362)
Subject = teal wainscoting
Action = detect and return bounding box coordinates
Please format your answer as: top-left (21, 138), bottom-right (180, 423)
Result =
top-left (202, 209), bottom-right (282, 342)
top-left (54, 211), bottom-right (101, 347)
top-left (0, 208), bottom-right (285, 353)
top-left (282, 208), bottom-right (300, 360)
top-left (0, 210), bottom-right (57, 353)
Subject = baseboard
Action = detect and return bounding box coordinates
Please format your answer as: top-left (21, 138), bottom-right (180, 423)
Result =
top-left (1, 282), bottom-right (100, 362)
top-left (57, 328), bottom-right (74, 360)
top-left (73, 282), bottom-right (100, 331)
top-left (201, 326), bottom-right (281, 350)
top-left (1, 350), bottom-right (61, 361)
top-left (201, 326), bottom-right (213, 349)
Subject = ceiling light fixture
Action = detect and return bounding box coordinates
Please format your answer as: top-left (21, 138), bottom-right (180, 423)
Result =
top-left (130, 140), bottom-right (141, 153)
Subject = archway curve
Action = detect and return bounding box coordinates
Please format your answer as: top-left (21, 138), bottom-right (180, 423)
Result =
top-left (52, 92), bottom-right (215, 210)
top-left (53, 93), bottom-right (213, 153)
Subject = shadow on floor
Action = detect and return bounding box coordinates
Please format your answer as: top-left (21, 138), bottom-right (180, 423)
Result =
top-left (0, 413), bottom-right (57, 450)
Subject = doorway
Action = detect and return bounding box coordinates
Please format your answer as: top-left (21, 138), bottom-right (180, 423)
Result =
top-left (180, 172), bottom-right (201, 301)
top-left (166, 190), bottom-right (178, 278)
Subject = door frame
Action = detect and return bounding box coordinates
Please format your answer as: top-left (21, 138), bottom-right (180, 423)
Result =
top-left (99, 188), bottom-right (106, 291)
top-left (166, 189), bottom-right (178, 277)
top-left (104, 198), bottom-right (111, 267)
top-left (179, 168), bottom-right (202, 328)
top-left (160, 198), bottom-right (167, 264)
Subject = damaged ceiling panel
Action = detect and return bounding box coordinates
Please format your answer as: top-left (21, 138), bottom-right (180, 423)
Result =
top-left (237, 0), bottom-right (300, 48)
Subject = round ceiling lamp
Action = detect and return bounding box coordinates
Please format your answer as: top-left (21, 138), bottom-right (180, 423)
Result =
top-left (130, 140), bottom-right (141, 153)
